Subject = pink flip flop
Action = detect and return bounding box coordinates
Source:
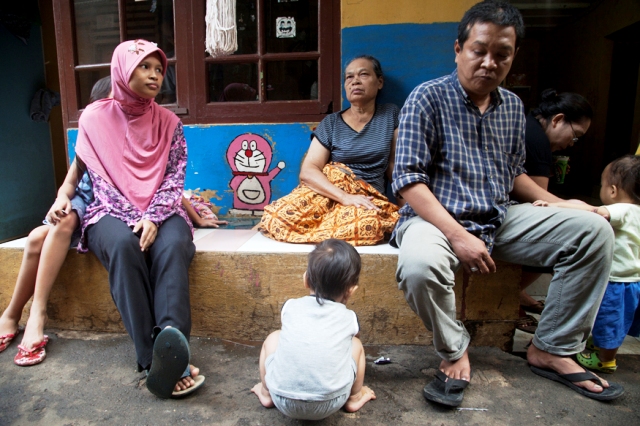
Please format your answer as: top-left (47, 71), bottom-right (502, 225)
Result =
top-left (0, 331), bottom-right (19, 353)
top-left (14, 335), bottom-right (49, 366)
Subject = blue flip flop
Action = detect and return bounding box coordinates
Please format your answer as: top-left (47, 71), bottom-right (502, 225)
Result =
top-left (146, 327), bottom-right (190, 399)
top-left (529, 365), bottom-right (624, 401)
top-left (422, 370), bottom-right (470, 407)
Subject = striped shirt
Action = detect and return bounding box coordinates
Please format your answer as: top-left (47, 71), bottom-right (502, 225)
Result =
top-left (391, 70), bottom-right (526, 250)
top-left (313, 103), bottom-right (399, 194)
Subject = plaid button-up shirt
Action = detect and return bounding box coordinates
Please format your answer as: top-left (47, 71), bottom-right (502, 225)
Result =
top-left (391, 70), bottom-right (526, 251)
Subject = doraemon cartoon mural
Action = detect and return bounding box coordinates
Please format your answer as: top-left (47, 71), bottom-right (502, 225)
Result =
top-left (226, 133), bottom-right (285, 215)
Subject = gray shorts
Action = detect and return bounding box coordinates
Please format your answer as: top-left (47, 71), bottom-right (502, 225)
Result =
top-left (271, 391), bottom-right (350, 421)
top-left (265, 354), bottom-right (355, 420)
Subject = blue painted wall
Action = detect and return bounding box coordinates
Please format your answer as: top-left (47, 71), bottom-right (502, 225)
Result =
top-left (68, 123), bottom-right (313, 215)
top-left (341, 23), bottom-right (458, 109)
top-left (65, 22), bottom-right (459, 215)
top-left (0, 23), bottom-right (56, 241)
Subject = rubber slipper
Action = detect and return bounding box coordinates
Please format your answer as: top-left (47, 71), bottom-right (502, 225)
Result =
top-left (422, 370), bottom-right (470, 407)
top-left (520, 300), bottom-right (545, 315)
top-left (14, 335), bottom-right (49, 366)
top-left (172, 374), bottom-right (205, 398)
top-left (146, 328), bottom-right (190, 399)
top-left (577, 352), bottom-right (617, 374)
top-left (515, 315), bottom-right (538, 334)
top-left (0, 330), bottom-right (19, 353)
top-left (529, 365), bottom-right (624, 401)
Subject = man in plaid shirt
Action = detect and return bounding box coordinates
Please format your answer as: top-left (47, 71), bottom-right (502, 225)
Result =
top-left (391, 0), bottom-right (623, 406)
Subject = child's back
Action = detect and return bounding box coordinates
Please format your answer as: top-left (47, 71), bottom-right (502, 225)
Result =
top-left (266, 296), bottom-right (358, 400)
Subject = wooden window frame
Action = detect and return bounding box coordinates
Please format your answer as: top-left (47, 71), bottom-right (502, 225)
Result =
top-left (53, 0), bottom-right (341, 129)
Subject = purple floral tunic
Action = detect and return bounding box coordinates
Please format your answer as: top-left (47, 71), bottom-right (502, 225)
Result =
top-left (77, 122), bottom-right (193, 253)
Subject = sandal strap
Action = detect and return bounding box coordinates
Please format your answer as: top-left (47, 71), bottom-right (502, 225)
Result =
top-left (16, 336), bottom-right (48, 354)
top-left (559, 371), bottom-right (603, 387)
top-left (435, 370), bottom-right (470, 394)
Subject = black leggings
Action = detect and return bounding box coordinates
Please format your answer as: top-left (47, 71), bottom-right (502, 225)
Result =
top-left (87, 214), bottom-right (195, 369)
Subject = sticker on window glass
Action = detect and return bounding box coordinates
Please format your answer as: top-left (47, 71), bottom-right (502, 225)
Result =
top-left (276, 17), bottom-right (296, 38)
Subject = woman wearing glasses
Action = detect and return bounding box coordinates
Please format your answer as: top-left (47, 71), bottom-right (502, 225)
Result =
top-left (517, 88), bottom-right (593, 332)
top-left (524, 89), bottom-right (593, 191)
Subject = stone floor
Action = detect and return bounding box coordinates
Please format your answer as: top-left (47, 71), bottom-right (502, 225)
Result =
top-left (0, 330), bottom-right (638, 425)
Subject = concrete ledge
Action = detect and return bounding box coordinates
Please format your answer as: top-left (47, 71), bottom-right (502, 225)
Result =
top-left (0, 231), bottom-right (520, 350)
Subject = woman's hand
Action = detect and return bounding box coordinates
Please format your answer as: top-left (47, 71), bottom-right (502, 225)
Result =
top-left (532, 200), bottom-right (550, 207)
top-left (46, 196), bottom-right (72, 225)
top-left (340, 194), bottom-right (380, 210)
top-left (133, 219), bottom-right (157, 251)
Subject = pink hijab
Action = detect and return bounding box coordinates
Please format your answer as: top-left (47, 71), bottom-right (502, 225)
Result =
top-left (75, 39), bottom-right (180, 212)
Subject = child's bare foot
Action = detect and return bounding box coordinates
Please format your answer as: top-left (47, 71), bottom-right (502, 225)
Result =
top-left (344, 385), bottom-right (376, 412)
top-left (0, 314), bottom-right (20, 351)
top-left (174, 365), bottom-right (200, 392)
top-left (439, 350), bottom-right (471, 382)
top-left (251, 382), bottom-right (274, 408)
top-left (20, 311), bottom-right (47, 351)
top-left (527, 344), bottom-right (608, 393)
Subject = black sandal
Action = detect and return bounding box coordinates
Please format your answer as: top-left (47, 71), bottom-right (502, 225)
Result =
top-left (423, 370), bottom-right (470, 407)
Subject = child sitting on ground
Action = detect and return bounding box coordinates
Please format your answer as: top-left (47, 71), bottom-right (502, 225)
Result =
top-left (534, 154), bottom-right (640, 374)
top-left (251, 239), bottom-right (376, 420)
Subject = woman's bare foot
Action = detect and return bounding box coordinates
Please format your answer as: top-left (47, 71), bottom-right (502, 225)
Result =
top-left (344, 385), bottom-right (376, 412)
top-left (527, 344), bottom-right (608, 393)
top-left (251, 382), bottom-right (275, 408)
top-left (20, 310), bottom-right (47, 351)
top-left (174, 365), bottom-right (200, 392)
top-left (439, 350), bottom-right (471, 382)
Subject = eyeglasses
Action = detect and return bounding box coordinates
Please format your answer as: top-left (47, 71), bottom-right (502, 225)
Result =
top-left (569, 122), bottom-right (580, 144)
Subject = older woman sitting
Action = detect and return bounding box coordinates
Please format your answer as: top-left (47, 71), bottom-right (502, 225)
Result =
top-left (260, 55), bottom-right (399, 245)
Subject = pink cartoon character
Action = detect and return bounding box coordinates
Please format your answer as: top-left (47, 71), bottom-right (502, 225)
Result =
top-left (226, 133), bottom-right (285, 215)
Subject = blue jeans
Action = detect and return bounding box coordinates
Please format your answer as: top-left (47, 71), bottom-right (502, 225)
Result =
top-left (395, 203), bottom-right (614, 361)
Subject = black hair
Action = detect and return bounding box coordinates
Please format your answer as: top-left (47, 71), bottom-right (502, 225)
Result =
top-left (532, 89), bottom-right (593, 125)
top-left (606, 155), bottom-right (640, 204)
top-left (345, 55), bottom-right (383, 80)
top-left (458, 0), bottom-right (525, 49)
top-left (89, 76), bottom-right (112, 103)
top-left (306, 239), bottom-right (361, 305)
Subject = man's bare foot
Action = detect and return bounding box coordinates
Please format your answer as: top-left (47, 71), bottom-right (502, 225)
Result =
top-left (527, 344), bottom-right (608, 393)
top-left (439, 350), bottom-right (471, 382)
top-left (344, 385), bottom-right (376, 412)
top-left (174, 365), bottom-right (200, 392)
top-left (20, 311), bottom-right (47, 351)
top-left (251, 382), bottom-right (275, 408)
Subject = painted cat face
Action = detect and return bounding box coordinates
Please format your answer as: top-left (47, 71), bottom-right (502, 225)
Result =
top-left (226, 133), bottom-right (273, 173)
top-left (234, 139), bottom-right (266, 172)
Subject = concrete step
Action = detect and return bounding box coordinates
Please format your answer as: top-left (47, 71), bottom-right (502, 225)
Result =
top-left (0, 230), bottom-right (521, 349)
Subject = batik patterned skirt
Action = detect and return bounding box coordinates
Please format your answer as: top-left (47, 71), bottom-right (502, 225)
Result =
top-left (259, 163), bottom-right (399, 246)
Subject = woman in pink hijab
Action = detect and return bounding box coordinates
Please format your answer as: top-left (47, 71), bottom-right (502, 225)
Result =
top-left (75, 40), bottom-right (203, 399)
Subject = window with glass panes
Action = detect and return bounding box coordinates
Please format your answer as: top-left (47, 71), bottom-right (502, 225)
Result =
top-left (53, 0), bottom-right (339, 128)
